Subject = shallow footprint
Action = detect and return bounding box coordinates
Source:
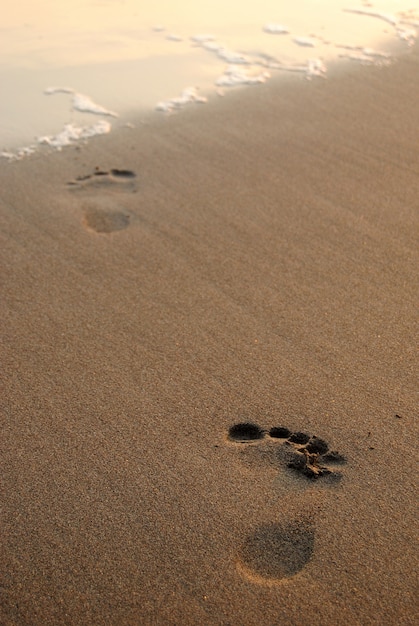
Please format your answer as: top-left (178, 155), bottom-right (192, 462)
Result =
top-left (83, 207), bottom-right (130, 233)
top-left (68, 167), bottom-right (137, 192)
top-left (238, 518), bottom-right (314, 585)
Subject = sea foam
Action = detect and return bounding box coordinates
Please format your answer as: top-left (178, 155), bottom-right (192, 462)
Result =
top-left (263, 23), bottom-right (289, 34)
top-left (2, 1), bottom-right (418, 160)
top-left (215, 65), bottom-right (270, 86)
top-left (155, 87), bottom-right (207, 112)
top-left (45, 88), bottom-right (118, 118)
top-left (38, 120), bottom-right (112, 149)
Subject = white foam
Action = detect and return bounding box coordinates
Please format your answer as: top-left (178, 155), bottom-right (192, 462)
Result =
top-left (1, 151), bottom-right (16, 160)
top-left (202, 41), bottom-right (223, 52)
top-left (3, 1), bottom-right (417, 158)
top-left (336, 43), bottom-right (391, 59)
top-left (396, 26), bottom-right (417, 45)
top-left (338, 51), bottom-right (385, 63)
top-left (191, 34), bottom-right (215, 43)
top-left (216, 47), bottom-right (252, 64)
top-left (45, 87), bottom-right (118, 118)
top-left (195, 37), bottom-right (251, 65)
top-left (359, 47), bottom-right (390, 59)
top-left (344, 7), bottom-right (399, 26)
top-left (38, 120), bottom-right (111, 149)
top-left (215, 65), bottom-right (270, 87)
top-left (343, 7), bottom-right (417, 46)
top-left (263, 23), bottom-right (290, 34)
top-left (44, 86), bottom-right (74, 95)
top-left (1, 146), bottom-right (36, 161)
top-left (279, 58), bottom-right (327, 79)
top-left (72, 94), bottom-right (118, 118)
top-left (1, 91), bottom-right (116, 160)
top-left (306, 58), bottom-right (327, 78)
top-left (293, 36), bottom-right (317, 47)
top-left (155, 87), bottom-right (207, 112)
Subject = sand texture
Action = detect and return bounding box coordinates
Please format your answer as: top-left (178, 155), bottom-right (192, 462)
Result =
top-left (1, 48), bottom-right (418, 625)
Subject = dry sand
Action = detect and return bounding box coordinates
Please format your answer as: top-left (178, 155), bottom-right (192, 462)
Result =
top-left (1, 47), bottom-right (418, 625)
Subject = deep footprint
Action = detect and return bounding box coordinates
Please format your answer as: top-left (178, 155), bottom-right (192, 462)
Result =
top-left (228, 422), bottom-right (265, 442)
top-left (238, 518), bottom-right (314, 584)
top-left (228, 421), bottom-right (344, 585)
top-left (288, 431), bottom-right (310, 445)
top-left (269, 426), bottom-right (291, 439)
top-left (305, 437), bottom-right (329, 455)
top-left (228, 422), bottom-right (346, 479)
top-left (285, 434), bottom-right (346, 479)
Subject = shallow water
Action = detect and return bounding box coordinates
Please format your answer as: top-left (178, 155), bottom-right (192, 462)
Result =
top-left (1, 0), bottom-right (417, 157)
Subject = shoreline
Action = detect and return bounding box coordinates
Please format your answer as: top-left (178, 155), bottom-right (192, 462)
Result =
top-left (1, 31), bottom-right (414, 158)
top-left (1, 42), bottom-right (418, 625)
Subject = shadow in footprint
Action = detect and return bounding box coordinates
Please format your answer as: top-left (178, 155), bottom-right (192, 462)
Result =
top-left (238, 518), bottom-right (314, 584)
top-left (228, 422), bottom-right (265, 442)
top-left (83, 208), bottom-right (130, 233)
top-left (269, 426), bottom-right (291, 439)
top-left (109, 168), bottom-right (136, 180)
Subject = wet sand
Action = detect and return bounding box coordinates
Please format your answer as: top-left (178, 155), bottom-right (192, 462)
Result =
top-left (1, 47), bottom-right (418, 625)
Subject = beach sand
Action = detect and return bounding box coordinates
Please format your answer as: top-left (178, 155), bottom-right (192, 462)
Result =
top-left (1, 47), bottom-right (418, 625)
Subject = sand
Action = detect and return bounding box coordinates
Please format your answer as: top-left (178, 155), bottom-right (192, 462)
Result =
top-left (1, 47), bottom-right (418, 625)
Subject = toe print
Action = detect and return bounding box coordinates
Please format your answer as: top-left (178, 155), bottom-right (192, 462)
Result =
top-left (228, 422), bottom-right (265, 442)
top-left (305, 437), bottom-right (329, 455)
top-left (227, 422), bottom-right (346, 480)
top-left (268, 426), bottom-right (291, 439)
top-left (286, 433), bottom-right (346, 479)
top-left (288, 431), bottom-right (310, 445)
top-left (287, 449), bottom-right (331, 479)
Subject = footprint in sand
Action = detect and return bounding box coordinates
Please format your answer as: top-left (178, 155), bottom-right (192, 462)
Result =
top-left (68, 167), bottom-right (137, 190)
top-left (227, 421), bottom-right (346, 584)
top-left (227, 421), bottom-right (346, 479)
top-left (67, 167), bottom-right (137, 233)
